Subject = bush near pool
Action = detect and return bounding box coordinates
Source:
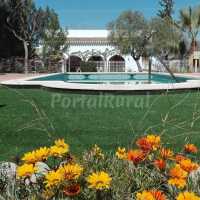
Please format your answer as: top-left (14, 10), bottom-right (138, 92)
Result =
top-left (0, 135), bottom-right (200, 200)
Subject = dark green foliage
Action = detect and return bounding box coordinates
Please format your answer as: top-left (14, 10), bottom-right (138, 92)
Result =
top-left (80, 62), bottom-right (97, 72)
top-left (179, 40), bottom-right (187, 58)
top-left (0, 1), bottom-right (24, 58)
top-left (0, 0), bottom-right (65, 70)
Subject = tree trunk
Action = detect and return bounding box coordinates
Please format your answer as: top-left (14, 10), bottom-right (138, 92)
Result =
top-left (180, 57), bottom-right (183, 73)
top-left (23, 41), bottom-right (28, 74)
top-left (135, 59), bottom-right (143, 72)
top-left (190, 39), bottom-right (197, 54)
top-left (148, 57), bottom-right (152, 83)
top-left (158, 57), bottom-right (178, 82)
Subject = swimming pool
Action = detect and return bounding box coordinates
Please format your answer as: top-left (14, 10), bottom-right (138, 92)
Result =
top-left (31, 73), bottom-right (189, 84)
top-left (2, 72), bottom-right (200, 93)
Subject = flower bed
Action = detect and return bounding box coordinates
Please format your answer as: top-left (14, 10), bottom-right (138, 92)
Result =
top-left (0, 135), bottom-right (200, 199)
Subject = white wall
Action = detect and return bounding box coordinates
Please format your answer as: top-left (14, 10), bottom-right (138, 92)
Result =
top-left (65, 29), bottom-right (145, 72)
top-left (68, 30), bottom-right (109, 38)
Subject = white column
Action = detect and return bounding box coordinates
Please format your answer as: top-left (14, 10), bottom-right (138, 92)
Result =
top-left (195, 59), bottom-right (197, 73)
top-left (61, 59), bottom-right (65, 73)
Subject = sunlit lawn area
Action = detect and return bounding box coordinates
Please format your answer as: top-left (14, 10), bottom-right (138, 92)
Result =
top-left (1, 86), bottom-right (200, 161)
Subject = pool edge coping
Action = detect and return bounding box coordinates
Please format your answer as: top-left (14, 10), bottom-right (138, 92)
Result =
top-left (1, 72), bottom-right (200, 92)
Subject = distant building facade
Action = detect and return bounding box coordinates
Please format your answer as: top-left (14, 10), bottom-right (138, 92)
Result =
top-left (63, 30), bottom-right (142, 72)
top-left (189, 51), bottom-right (200, 72)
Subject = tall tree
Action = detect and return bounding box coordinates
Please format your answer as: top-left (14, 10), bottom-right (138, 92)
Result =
top-left (7, 0), bottom-right (47, 73)
top-left (150, 17), bottom-right (181, 79)
top-left (41, 7), bottom-right (68, 60)
top-left (179, 6), bottom-right (200, 53)
top-left (158, 0), bottom-right (174, 19)
top-left (179, 39), bottom-right (188, 71)
top-left (108, 11), bottom-right (152, 72)
top-left (0, 0), bottom-right (24, 58)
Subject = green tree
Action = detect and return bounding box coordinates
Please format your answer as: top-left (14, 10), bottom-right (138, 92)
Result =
top-left (179, 39), bottom-right (188, 71)
top-left (158, 0), bottom-right (174, 19)
top-left (7, 0), bottom-right (47, 73)
top-left (41, 7), bottom-right (68, 62)
top-left (179, 6), bottom-right (200, 53)
top-left (0, 0), bottom-right (24, 58)
top-left (108, 11), bottom-right (152, 72)
top-left (150, 17), bottom-right (181, 79)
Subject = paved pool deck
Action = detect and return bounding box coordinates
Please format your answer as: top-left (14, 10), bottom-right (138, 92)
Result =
top-left (0, 73), bottom-right (46, 82)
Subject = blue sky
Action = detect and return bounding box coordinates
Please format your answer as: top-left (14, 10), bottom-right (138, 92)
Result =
top-left (35, 0), bottom-right (199, 28)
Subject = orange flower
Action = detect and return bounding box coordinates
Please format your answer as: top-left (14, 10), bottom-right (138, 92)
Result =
top-left (63, 184), bottom-right (81, 197)
top-left (169, 164), bottom-right (188, 179)
top-left (154, 159), bottom-right (166, 170)
top-left (160, 148), bottom-right (174, 159)
top-left (136, 191), bottom-right (154, 200)
top-left (184, 144), bottom-right (198, 154)
top-left (168, 164), bottom-right (188, 189)
top-left (179, 159), bottom-right (199, 173)
top-left (150, 190), bottom-right (167, 200)
top-left (127, 150), bottom-right (146, 164)
top-left (136, 190), bottom-right (166, 200)
top-left (175, 154), bottom-right (188, 163)
top-left (136, 137), bottom-right (153, 152)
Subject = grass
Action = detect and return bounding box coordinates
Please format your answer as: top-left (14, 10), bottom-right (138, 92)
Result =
top-left (0, 86), bottom-right (200, 161)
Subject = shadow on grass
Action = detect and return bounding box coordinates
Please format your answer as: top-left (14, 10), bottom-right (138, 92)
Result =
top-left (0, 104), bottom-right (6, 108)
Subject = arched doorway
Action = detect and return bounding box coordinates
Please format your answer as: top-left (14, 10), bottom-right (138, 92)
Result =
top-left (88, 56), bottom-right (104, 72)
top-left (67, 56), bottom-right (82, 72)
top-left (109, 55), bottom-right (125, 72)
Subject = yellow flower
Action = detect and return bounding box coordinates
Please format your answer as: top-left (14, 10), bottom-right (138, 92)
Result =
top-left (86, 171), bottom-right (112, 190)
top-left (91, 144), bottom-right (104, 159)
top-left (22, 151), bottom-right (37, 164)
top-left (17, 164), bottom-right (37, 178)
top-left (57, 163), bottom-right (83, 180)
top-left (116, 147), bottom-right (127, 160)
top-left (146, 135), bottom-right (161, 150)
top-left (50, 145), bottom-right (68, 157)
top-left (45, 170), bottom-right (63, 188)
top-left (168, 178), bottom-right (187, 189)
top-left (54, 139), bottom-right (69, 151)
top-left (176, 191), bottom-right (200, 200)
top-left (136, 191), bottom-right (154, 200)
top-left (35, 147), bottom-right (50, 161)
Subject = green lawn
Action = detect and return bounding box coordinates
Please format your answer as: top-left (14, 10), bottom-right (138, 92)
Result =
top-left (0, 86), bottom-right (200, 161)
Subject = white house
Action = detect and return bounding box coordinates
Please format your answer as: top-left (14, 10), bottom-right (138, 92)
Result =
top-left (63, 29), bottom-right (143, 72)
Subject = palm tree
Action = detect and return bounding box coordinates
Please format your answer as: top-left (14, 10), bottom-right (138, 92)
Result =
top-left (180, 6), bottom-right (200, 53)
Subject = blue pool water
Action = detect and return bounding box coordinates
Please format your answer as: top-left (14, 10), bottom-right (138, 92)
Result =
top-left (31, 73), bottom-right (191, 84)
